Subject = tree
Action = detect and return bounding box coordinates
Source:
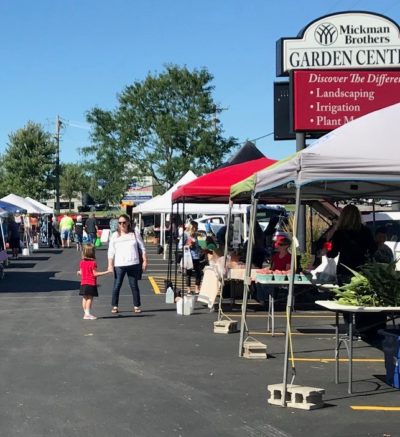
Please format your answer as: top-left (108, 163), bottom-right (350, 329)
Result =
top-left (83, 64), bottom-right (237, 196)
top-left (2, 122), bottom-right (56, 200)
top-left (60, 163), bottom-right (85, 211)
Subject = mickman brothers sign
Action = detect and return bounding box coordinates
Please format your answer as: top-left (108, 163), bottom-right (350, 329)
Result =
top-left (277, 11), bottom-right (400, 76)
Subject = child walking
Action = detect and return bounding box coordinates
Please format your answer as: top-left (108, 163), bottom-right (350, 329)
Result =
top-left (77, 244), bottom-right (110, 320)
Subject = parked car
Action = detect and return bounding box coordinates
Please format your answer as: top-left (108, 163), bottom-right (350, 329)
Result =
top-left (195, 215), bottom-right (226, 235)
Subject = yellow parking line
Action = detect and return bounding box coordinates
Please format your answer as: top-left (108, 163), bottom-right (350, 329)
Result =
top-left (351, 406), bottom-right (400, 411)
top-left (249, 331), bottom-right (334, 336)
top-left (226, 314), bottom-right (334, 318)
top-left (292, 358), bottom-right (384, 363)
top-left (148, 276), bottom-right (160, 294)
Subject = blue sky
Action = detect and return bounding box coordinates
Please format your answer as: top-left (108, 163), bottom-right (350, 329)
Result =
top-left (0, 0), bottom-right (399, 164)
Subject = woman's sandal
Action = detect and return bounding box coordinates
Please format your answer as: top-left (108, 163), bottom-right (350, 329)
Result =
top-left (133, 307), bottom-right (141, 313)
top-left (111, 307), bottom-right (119, 314)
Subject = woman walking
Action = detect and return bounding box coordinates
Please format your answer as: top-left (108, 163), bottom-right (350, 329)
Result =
top-left (107, 214), bottom-right (147, 314)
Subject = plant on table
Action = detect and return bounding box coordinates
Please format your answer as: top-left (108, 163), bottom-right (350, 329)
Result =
top-left (333, 261), bottom-right (400, 307)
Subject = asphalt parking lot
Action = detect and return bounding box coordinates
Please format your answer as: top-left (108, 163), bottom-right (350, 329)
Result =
top-left (0, 244), bottom-right (399, 437)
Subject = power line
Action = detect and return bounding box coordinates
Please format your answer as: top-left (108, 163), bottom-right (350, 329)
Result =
top-left (239, 132), bottom-right (274, 146)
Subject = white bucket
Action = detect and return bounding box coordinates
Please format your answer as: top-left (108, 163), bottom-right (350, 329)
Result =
top-left (176, 296), bottom-right (193, 315)
top-left (22, 248), bottom-right (30, 257)
top-left (185, 294), bottom-right (196, 311)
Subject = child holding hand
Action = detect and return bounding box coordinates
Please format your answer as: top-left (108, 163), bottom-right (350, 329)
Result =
top-left (77, 244), bottom-right (110, 320)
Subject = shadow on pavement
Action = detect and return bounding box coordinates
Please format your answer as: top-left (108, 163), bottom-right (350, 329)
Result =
top-left (99, 314), bottom-right (155, 319)
top-left (6, 263), bottom-right (37, 269)
top-left (0, 271), bottom-right (79, 293)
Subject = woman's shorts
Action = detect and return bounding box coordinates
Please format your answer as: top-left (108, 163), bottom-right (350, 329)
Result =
top-left (62, 229), bottom-right (71, 240)
top-left (79, 284), bottom-right (98, 297)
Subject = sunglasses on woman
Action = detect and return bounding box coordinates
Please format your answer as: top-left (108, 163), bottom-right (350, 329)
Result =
top-left (118, 221), bottom-right (128, 225)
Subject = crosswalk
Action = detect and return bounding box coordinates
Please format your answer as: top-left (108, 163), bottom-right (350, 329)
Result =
top-left (144, 243), bottom-right (187, 294)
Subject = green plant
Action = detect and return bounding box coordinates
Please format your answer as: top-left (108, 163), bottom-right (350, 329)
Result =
top-left (333, 262), bottom-right (400, 307)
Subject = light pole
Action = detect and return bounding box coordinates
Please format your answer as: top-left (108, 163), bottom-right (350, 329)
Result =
top-left (55, 116), bottom-right (62, 213)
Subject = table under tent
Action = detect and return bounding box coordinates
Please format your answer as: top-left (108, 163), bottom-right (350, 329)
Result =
top-left (1, 194), bottom-right (53, 252)
top-left (170, 155), bottom-right (277, 313)
top-left (229, 102), bottom-right (400, 403)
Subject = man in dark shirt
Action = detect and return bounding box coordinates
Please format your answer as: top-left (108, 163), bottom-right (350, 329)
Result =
top-left (85, 213), bottom-right (98, 244)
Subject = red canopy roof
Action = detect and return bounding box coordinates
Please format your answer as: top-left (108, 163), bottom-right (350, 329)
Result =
top-left (172, 157), bottom-right (277, 203)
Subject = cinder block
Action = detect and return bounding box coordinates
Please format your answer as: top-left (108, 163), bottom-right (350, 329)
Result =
top-left (213, 320), bottom-right (238, 334)
top-left (268, 384), bottom-right (325, 410)
top-left (243, 339), bottom-right (267, 359)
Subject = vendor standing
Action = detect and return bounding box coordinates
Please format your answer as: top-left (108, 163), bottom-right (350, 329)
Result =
top-left (327, 204), bottom-right (377, 338)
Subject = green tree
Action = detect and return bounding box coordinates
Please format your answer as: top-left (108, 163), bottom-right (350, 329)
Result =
top-left (2, 122), bottom-right (56, 200)
top-left (60, 163), bottom-right (85, 211)
top-left (83, 64), bottom-right (237, 196)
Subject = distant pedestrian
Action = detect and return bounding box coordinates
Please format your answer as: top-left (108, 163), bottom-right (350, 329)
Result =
top-left (52, 216), bottom-right (61, 248)
top-left (85, 213), bottom-right (98, 244)
top-left (74, 215), bottom-right (84, 251)
top-left (107, 214), bottom-right (147, 314)
top-left (77, 244), bottom-right (110, 320)
top-left (60, 213), bottom-right (74, 248)
top-left (109, 216), bottom-right (119, 234)
top-left (7, 216), bottom-right (20, 259)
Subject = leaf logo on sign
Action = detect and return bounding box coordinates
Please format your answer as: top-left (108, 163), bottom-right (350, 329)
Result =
top-left (314, 22), bottom-right (338, 46)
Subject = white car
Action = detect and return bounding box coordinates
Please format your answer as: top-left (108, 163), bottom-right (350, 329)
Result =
top-left (194, 215), bottom-right (226, 235)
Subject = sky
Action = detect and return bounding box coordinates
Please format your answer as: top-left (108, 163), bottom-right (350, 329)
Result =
top-left (0, 0), bottom-right (399, 164)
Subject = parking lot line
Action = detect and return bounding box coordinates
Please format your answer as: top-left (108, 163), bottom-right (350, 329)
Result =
top-left (351, 406), bottom-right (400, 411)
top-left (148, 276), bottom-right (161, 294)
top-left (292, 358), bottom-right (384, 363)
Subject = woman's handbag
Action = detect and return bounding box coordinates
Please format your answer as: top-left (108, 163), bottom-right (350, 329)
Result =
top-left (137, 246), bottom-right (143, 280)
top-left (180, 247), bottom-right (194, 270)
top-left (135, 230), bottom-right (144, 280)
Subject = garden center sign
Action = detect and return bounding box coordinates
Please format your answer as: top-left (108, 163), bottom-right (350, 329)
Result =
top-left (275, 11), bottom-right (400, 133)
top-left (277, 11), bottom-right (400, 76)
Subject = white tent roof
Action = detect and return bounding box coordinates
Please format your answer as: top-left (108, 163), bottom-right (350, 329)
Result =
top-left (132, 171), bottom-right (197, 214)
top-left (25, 197), bottom-right (54, 214)
top-left (252, 103), bottom-right (400, 201)
top-left (1, 194), bottom-right (43, 214)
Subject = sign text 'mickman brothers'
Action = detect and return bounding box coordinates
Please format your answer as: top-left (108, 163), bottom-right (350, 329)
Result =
top-left (277, 12), bottom-right (400, 76)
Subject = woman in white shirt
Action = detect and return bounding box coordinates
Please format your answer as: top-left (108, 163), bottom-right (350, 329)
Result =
top-left (107, 214), bottom-right (147, 314)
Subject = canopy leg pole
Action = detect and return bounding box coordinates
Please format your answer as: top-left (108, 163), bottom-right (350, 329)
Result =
top-left (217, 200), bottom-right (233, 320)
top-left (281, 185), bottom-right (301, 406)
top-left (238, 195), bottom-right (257, 357)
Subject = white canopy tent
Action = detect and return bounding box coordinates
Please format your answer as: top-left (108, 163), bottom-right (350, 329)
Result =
top-left (254, 102), bottom-right (400, 202)
top-left (25, 197), bottom-right (54, 214)
top-left (132, 170), bottom-right (197, 214)
top-left (231, 102), bottom-right (400, 406)
top-left (1, 194), bottom-right (43, 214)
top-left (132, 171), bottom-right (197, 247)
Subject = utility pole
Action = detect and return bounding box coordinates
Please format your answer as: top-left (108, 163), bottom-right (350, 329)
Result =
top-left (55, 116), bottom-right (62, 213)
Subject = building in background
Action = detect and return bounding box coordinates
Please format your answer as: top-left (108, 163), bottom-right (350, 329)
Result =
top-left (121, 176), bottom-right (153, 208)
